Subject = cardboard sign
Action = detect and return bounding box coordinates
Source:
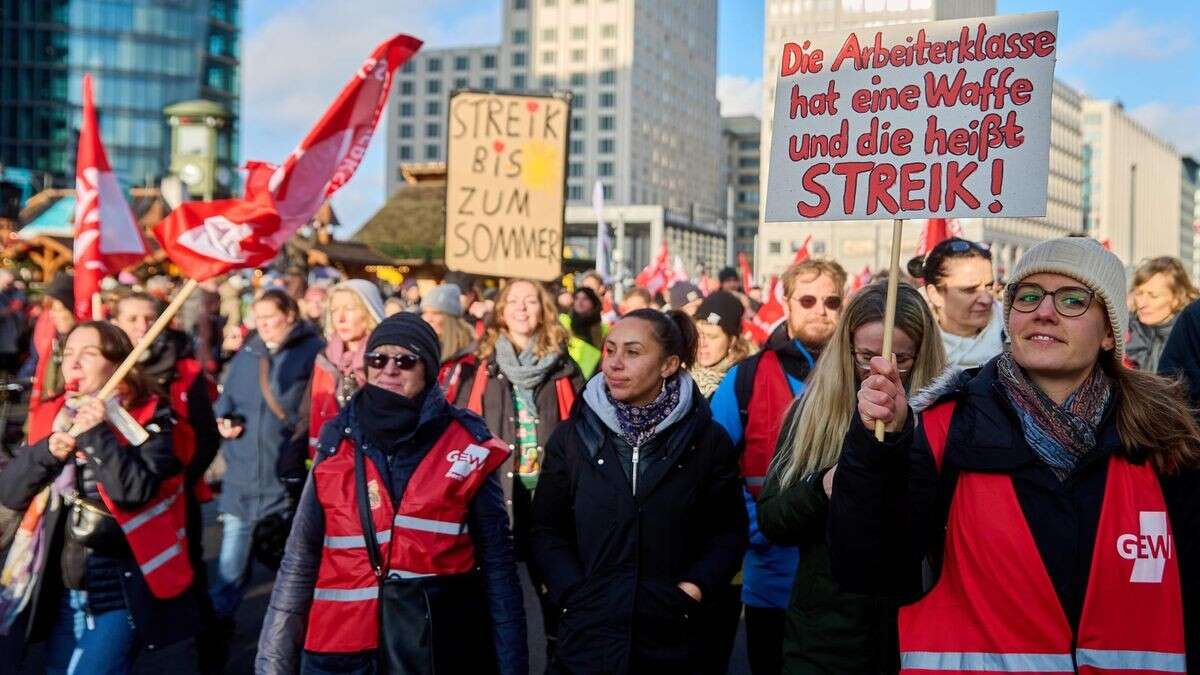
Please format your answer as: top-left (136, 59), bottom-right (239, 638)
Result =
top-left (765, 11), bottom-right (1058, 222)
top-left (445, 90), bottom-right (570, 281)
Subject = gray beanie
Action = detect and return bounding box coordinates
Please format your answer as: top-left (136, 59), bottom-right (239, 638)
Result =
top-left (420, 283), bottom-right (463, 317)
top-left (330, 279), bottom-right (385, 324)
top-left (1005, 237), bottom-right (1129, 358)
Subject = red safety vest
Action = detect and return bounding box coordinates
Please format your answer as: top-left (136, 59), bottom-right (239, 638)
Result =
top-left (308, 355), bottom-right (341, 460)
top-left (29, 396), bottom-right (194, 600)
top-left (304, 421), bottom-right (510, 653)
top-left (741, 349), bottom-right (794, 498)
top-left (899, 401), bottom-right (1187, 673)
top-left (168, 357), bottom-right (215, 503)
top-left (438, 353), bottom-right (477, 404)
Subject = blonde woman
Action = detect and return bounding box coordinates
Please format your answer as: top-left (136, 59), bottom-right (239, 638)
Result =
top-left (757, 282), bottom-right (944, 673)
top-left (459, 278), bottom-right (583, 661)
top-left (307, 280), bottom-right (384, 457)
top-left (1127, 256), bottom-right (1200, 371)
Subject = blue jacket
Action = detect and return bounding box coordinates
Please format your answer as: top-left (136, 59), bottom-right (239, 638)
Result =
top-left (256, 387), bottom-right (528, 675)
top-left (214, 322), bottom-right (324, 521)
top-left (710, 337), bottom-right (812, 609)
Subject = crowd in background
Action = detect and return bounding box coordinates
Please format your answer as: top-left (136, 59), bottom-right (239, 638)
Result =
top-left (0, 234), bottom-right (1197, 674)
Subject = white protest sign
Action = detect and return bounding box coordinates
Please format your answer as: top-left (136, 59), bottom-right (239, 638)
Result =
top-left (765, 11), bottom-right (1058, 222)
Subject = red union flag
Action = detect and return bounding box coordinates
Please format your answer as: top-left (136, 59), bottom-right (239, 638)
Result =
top-left (154, 34), bottom-right (422, 280)
top-left (745, 275), bottom-right (786, 345)
top-left (74, 73), bottom-right (148, 319)
top-left (635, 241), bottom-right (671, 296)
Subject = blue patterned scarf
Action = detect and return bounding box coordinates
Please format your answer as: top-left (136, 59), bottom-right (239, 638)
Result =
top-left (605, 375), bottom-right (681, 448)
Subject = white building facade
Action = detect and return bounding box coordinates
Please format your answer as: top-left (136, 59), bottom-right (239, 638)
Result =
top-left (1081, 99), bottom-right (1182, 265)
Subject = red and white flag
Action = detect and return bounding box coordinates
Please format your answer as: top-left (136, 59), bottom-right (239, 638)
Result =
top-left (73, 73), bottom-right (148, 319)
top-left (848, 265), bottom-right (873, 295)
top-left (738, 251), bottom-right (754, 290)
top-left (635, 240), bottom-right (672, 296)
top-left (791, 234), bottom-right (812, 265)
top-left (745, 274), bottom-right (786, 345)
top-left (154, 34), bottom-right (422, 281)
top-left (915, 218), bottom-right (960, 256)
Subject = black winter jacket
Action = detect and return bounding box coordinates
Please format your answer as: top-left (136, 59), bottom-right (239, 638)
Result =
top-left (758, 467), bottom-right (899, 674)
top-left (828, 359), bottom-right (1200, 669)
top-left (530, 376), bottom-right (748, 674)
top-left (0, 400), bottom-right (199, 651)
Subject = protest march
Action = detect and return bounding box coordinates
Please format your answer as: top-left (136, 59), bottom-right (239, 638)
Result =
top-left (0, 4), bottom-right (1195, 675)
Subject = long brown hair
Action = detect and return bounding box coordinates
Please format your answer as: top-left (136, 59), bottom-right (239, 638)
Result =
top-left (772, 282), bottom-right (946, 487)
top-left (67, 321), bottom-right (155, 406)
top-left (477, 279), bottom-right (568, 360)
top-left (1101, 350), bottom-right (1200, 473)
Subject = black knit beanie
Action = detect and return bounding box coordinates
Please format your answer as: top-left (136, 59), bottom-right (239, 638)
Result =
top-left (695, 290), bottom-right (744, 338)
top-left (365, 312), bottom-right (440, 384)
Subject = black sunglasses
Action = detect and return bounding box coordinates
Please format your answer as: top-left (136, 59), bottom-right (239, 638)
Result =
top-left (364, 352), bottom-right (421, 370)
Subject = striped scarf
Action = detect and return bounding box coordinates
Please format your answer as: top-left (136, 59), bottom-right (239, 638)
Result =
top-left (996, 352), bottom-right (1111, 481)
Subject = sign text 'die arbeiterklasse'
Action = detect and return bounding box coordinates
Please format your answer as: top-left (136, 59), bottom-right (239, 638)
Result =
top-left (765, 11), bottom-right (1058, 223)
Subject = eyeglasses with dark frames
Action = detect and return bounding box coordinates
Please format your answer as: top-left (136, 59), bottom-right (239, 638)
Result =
top-left (851, 349), bottom-right (914, 374)
top-left (1007, 283), bottom-right (1095, 318)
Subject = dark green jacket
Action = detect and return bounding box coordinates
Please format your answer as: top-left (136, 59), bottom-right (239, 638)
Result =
top-left (757, 466), bottom-right (899, 674)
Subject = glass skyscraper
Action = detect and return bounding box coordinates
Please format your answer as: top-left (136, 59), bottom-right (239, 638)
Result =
top-left (0, 0), bottom-right (240, 191)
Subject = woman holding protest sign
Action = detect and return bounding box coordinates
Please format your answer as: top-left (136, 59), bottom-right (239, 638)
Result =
top-left (0, 321), bottom-right (197, 672)
top-left (833, 238), bottom-right (1200, 671)
top-left (530, 309), bottom-right (747, 674)
top-left (758, 282), bottom-right (944, 673)
top-left (459, 278), bottom-right (584, 659)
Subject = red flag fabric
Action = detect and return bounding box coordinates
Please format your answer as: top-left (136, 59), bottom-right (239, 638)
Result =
top-left (745, 275), bottom-right (786, 345)
top-left (848, 265), bottom-right (873, 294)
top-left (792, 234), bottom-right (812, 264)
top-left (73, 73), bottom-right (148, 319)
top-left (916, 218), bottom-right (957, 256)
top-left (635, 241), bottom-right (671, 296)
top-left (153, 34), bottom-right (422, 281)
top-left (738, 251), bottom-right (754, 290)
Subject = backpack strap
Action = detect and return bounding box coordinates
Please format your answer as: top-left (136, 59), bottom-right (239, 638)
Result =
top-left (733, 355), bottom-right (759, 436)
top-left (920, 400), bottom-right (957, 472)
top-left (467, 359), bottom-right (489, 415)
top-left (555, 377), bottom-right (576, 421)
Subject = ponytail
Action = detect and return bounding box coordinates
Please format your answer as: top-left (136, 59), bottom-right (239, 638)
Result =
top-left (622, 308), bottom-right (697, 369)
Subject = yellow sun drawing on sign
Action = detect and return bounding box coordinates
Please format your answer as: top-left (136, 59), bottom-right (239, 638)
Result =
top-left (521, 141), bottom-right (560, 191)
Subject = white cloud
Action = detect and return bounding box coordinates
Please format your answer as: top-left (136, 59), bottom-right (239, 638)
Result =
top-left (1129, 102), bottom-right (1200, 158)
top-left (1061, 12), bottom-right (1191, 67)
top-left (716, 75), bottom-right (763, 118)
top-left (239, 1), bottom-right (501, 231)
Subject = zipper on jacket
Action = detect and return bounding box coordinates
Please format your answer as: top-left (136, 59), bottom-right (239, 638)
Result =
top-left (631, 444), bottom-right (640, 495)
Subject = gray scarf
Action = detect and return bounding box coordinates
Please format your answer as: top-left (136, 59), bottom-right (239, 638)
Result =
top-left (494, 335), bottom-right (560, 409)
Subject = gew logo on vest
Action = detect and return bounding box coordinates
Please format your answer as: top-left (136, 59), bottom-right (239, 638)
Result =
top-left (1116, 511), bottom-right (1173, 584)
top-left (446, 445), bottom-right (490, 481)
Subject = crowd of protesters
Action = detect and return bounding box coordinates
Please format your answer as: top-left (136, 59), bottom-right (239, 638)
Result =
top-left (0, 235), bottom-right (1197, 674)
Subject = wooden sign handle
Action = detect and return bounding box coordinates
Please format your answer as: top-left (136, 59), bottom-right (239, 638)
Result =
top-left (875, 219), bottom-right (904, 442)
top-left (96, 278), bottom-right (199, 401)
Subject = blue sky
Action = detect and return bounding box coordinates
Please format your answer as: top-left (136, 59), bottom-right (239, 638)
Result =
top-left (240, 1), bottom-right (1199, 236)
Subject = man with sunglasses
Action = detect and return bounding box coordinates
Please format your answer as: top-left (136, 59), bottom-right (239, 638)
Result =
top-left (710, 258), bottom-right (847, 675)
top-left (258, 312), bottom-right (527, 675)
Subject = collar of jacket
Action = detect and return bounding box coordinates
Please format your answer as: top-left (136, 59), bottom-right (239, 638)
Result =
top-left (936, 356), bottom-right (1121, 474)
top-left (574, 374), bottom-right (709, 460)
top-left (765, 323), bottom-right (817, 382)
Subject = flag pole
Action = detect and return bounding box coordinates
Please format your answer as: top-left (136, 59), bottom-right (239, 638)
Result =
top-left (875, 218), bottom-right (904, 441)
top-left (96, 278), bottom-right (199, 401)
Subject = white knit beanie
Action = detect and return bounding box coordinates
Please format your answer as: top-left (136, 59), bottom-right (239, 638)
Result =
top-left (1005, 237), bottom-right (1129, 358)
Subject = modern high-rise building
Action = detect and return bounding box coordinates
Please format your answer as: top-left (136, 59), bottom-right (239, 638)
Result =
top-left (1179, 156), bottom-right (1197, 278)
top-left (1081, 99), bottom-right (1182, 265)
top-left (721, 115), bottom-right (760, 263)
top-left (0, 0), bottom-right (240, 190)
top-left (384, 0), bottom-right (721, 217)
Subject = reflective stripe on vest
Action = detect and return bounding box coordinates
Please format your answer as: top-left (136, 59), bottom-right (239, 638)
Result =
top-left (741, 349), bottom-right (795, 498)
top-left (305, 422), bottom-right (511, 653)
top-left (120, 487), bottom-right (180, 534)
top-left (900, 650), bottom-right (1074, 672)
top-left (900, 403), bottom-right (1186, 674)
